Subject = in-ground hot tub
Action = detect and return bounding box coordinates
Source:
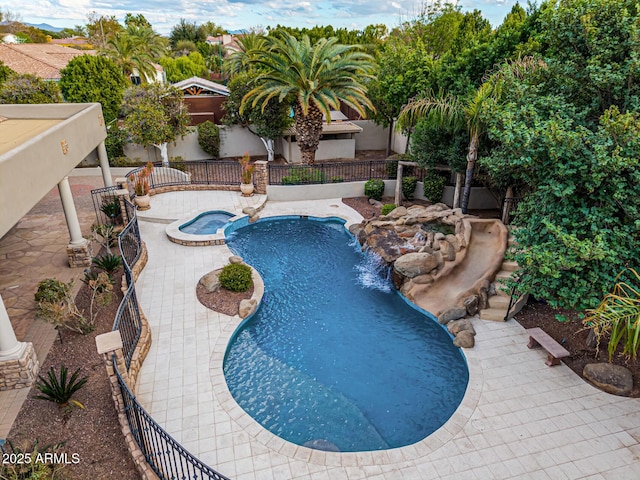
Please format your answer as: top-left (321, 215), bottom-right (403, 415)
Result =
top-left (166, 210), bottom-right (239, 246)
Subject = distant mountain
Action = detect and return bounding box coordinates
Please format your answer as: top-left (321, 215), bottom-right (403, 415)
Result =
top-left (26, 23), bottom-right (66, 32)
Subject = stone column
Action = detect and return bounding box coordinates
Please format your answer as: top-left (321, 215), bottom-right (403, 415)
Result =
top-left (97, 141), bottom-right (114, 188)
top-left (254, 160), bottom-right (268, 194)
top-left (0, 296), bottom-right (39, 390)
top-left (0, 297), bottom-right (21, 358)
top-left (59, 176), bottom-right (91, 267)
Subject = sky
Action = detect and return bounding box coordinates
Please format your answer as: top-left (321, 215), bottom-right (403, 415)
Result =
top-left (14, 0), bottom-right (523, 35)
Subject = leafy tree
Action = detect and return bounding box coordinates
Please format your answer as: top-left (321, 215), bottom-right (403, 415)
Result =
top-left (85, 13), bottom-right (122, 48)
top-left (59, 25), bottom-right (87, 38)
top-left (537, 0), bottom-right (640, 119)
top-left (224, 70), bottom-right (293, 161)
top-left (242, 34), bottom-right (376, 164)
top-left (366, 38), bottom-right (437, 156)
top-left (0, 74), bottom-right (62, 104)
top-left (169, 19), bottom-right (206, 48)
top-left (172, 40), bottom-right (198, 57)
top-left (122, 84), bottom-right (190, 166)
top-left (199, 21), bottom-right (226, 37)
top-left (479, 0), bottom-right (640, 310)
top-left (0, 61), bottom-right (14, 86)
top-left (159, 51), bottom-right (208, 82)
top-left (124, 13), bottom-right (152, 29)
top-left (59, 55), bottom-right (127, 123)
top-left (410, 118), bottom-right (467, 173)
top-left (398, 57), bottom-right (543, 212)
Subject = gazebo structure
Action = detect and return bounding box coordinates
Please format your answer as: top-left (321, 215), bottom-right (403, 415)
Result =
top-left (0, 103), bottom-right (113, 391)
top-left (172, 76), bottom-right (230, 125)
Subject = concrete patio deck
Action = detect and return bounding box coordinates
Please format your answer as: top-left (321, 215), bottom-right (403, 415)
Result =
top-left (134, 191), bottom-right (640, 479)
top-left (2, 179), bottom-right (639, 479)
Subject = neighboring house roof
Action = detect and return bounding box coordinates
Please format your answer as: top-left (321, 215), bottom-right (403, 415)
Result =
top-left (172, 76), bottom-right (229, 96)
top-left (0, 44), bottom-right (93, 80)
top-left (50, 36), bottom-right (91, 47)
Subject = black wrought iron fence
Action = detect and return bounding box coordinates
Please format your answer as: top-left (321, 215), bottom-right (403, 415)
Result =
top-left (112, 198), bottom-right (144, 369)
top-left (114, 358), bottom-right (230, 480)
top-left (91, 186), bottom-right (123, 226)
top-left (127, 160), bottom-right (242, 191)
top-left (267, 159), bottom-right (433, 185)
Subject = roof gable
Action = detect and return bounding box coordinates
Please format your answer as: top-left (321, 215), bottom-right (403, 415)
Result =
top-left (172, 76), bottom-right (229, 96)
top-left (0, 44), bottom-right (93, 80)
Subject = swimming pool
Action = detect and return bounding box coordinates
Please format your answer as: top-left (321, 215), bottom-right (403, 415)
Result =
top-left (179, 210), bottom-right (234, 234)
top-left (224, 217), bottom-right (469, 452)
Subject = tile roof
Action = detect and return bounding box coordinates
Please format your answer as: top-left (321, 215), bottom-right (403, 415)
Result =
top-left (0, 44), bottom-right (94, 80)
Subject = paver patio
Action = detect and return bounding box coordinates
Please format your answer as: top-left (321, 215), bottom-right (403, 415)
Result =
top-left (1, 179), bottom-right (639, 479)
top-left (135, 191), bottom-right (640, 480)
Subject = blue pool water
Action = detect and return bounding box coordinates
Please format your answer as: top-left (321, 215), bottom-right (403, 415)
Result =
top-left (179, 211), bottom-right (234, 234)
top-left (224, 217), bottom-right (469, 452)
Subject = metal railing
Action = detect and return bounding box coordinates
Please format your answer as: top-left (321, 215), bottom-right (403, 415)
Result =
top-left (269, 159), bottom-right (390, 185)
top-left (113, 198), bottom-right (144, 369)
top-left (114, 358), bottom-right (230, 480)
top-left (102, 197), bottom-right (229, 479)
top-left (127, 160), bottom-right (242, 190)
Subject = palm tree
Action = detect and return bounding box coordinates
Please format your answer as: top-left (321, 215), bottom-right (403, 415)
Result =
top-left (100, 26), bottom-right (164, 84)
top-left (397, 57), bottom-right (543, 213)
top-left (223, 32), bottom-right (266, 77)
top-left (241, 33), bottom-right (377, 164)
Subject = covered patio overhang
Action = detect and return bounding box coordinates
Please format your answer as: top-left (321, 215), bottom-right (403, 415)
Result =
top-left (0, 103), bottom-right (113, 388)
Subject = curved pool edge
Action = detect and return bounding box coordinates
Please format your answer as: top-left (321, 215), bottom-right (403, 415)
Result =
top-left (208, 215), bottom-right (483, 467)
top-left (210, 303), bottom-right (483, 467)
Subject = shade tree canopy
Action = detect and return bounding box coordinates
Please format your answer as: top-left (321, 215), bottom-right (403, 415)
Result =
top-left (122, 84), bottom-right (190, 166)
top-left (59, 55), bottom-right (127, 124)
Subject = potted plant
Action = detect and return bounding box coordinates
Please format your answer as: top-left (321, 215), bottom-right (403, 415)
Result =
top-left (239, 152), bottom-right (255, 196)
top-left (129, 162), bottom-right (154, 210)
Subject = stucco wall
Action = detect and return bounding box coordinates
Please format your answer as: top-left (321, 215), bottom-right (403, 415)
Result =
top-left (351, 120), bottom-right (389, 151)
top-left (280, 137), bottom-right (356, 163)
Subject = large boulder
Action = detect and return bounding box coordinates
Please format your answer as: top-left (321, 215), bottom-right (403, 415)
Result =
top-left (199, 270), bottom-right (220, 293)
top-left (464, 295), bottom-right (479, 316)
top-left (453, 331), bottom-right (475, 348)
top-left (438, 239), bottom-right (456, 261)
top-left (583, 363), bottom-right (633, 396)
top-left (448, 319), bottom-right (476, 336)
top-left (394, 252), bottom-right (443, 278)
top-left (365, 228), bottom-right (407, 263)
top-left (239, 298), bottom-right (258, 319)
top-left (438, 307), bottom-right (467, 325)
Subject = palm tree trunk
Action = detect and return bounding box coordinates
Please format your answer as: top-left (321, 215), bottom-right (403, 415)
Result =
top-left (461, 134), bottom-right (479, 214)
top-left (453, 172), bottom-right (463, 208)
top-left (294, 103), bottom-right (323, 165)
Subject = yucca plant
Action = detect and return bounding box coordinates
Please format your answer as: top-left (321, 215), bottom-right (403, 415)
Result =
top-left (35, 365), bottom-right (88, 409)
top-left (584, 268), bottom-right (640, 362)
top-left (92, 253), bottom-right (122, 277)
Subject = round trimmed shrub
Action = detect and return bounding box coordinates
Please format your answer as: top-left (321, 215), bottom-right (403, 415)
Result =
top-left (423, 172), bottom-right (446, 203)
top-left (364, 178), bottom-right (385, 200)
top-left (381, 203), bottom-right (397, 215)
top-left (197, 120), bottom-right (220, 158)
top-left (402, 176), bottom-right (418, 200)
top-left (218, 263), bottom-right (253, 292)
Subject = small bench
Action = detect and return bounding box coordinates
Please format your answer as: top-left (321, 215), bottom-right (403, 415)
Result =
top-left (525, 327), bottom-right (570, 366)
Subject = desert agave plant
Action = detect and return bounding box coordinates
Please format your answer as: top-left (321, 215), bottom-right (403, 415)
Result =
top-left (92, 253), bottom-right (122, 277)
top-left (35, 365), bottom-right (88, 409)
